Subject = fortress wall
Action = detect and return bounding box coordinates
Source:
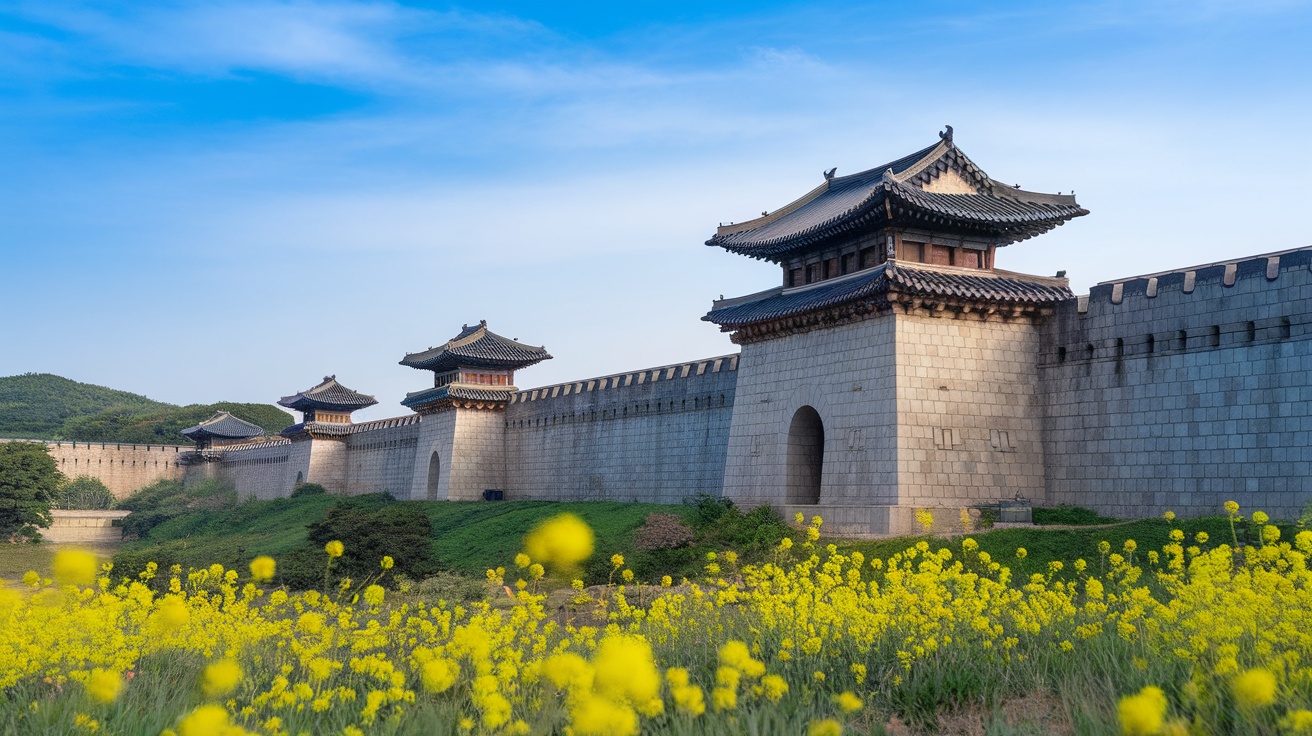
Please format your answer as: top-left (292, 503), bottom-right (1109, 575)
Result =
top-left (722, 319), bottom-right (899, 532)
top-left (449, 410), bottom-right (508, 501)
top-left (503, 355), bottom-right (739, 504)
top-left (1039, 248), bottom-right (1312, 519)
top-left (344, 416), bottom-right (422, 498)
top-left (895, 313), bottom-right (1047, 508)
top-left (217, 439), bottom-right (309, 500)
top-left (0, 440), bottom-right (191, 498)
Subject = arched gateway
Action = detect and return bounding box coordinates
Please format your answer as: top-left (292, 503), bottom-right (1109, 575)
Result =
top-left (786, 406), bottom-right (824, 504)
top-left (426, 452), bottom-right (441, 500)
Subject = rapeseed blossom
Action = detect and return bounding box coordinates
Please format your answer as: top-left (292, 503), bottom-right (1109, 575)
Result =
top-left (523, 513), bottom-right (594, 571)
top-left (4, 501), bottom-right (1311, 734)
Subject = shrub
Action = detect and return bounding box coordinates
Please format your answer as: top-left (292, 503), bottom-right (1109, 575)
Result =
top-left (684, 493), bottom-right (734, 527)
top-left (633, 513), bottom-right (696, 550)
top-left (116, 478), bottom-right (237, 539)
top-left (279, 494), bottom-right (437, 589)
top-left (1032, 505), bottom-right (1117, 526)
top-left (290, 483), bottom-right (327, 498)
top-left (52, 475), bottom-right (116, 510)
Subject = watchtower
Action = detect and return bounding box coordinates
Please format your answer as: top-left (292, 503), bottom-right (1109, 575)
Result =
top-left (400, 321), bottom-right (550, 500)
top-left (705, 128), bottom-right (1086, 535)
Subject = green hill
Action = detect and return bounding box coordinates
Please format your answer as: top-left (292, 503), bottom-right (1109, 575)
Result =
top-left (0, 373), bottom-right (292, 443)
top-left (0, 373), bottom-right (170, 438)
top-left (60, 402), bottom-right (293, 444)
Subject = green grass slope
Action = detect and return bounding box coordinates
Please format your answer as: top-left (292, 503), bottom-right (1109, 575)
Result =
top-left (114, 498), bottom-right (698, 585)
top-left (0, 373), bottom-right (169, 438)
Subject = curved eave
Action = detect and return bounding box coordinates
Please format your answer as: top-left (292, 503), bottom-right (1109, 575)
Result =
top-left (708, 183), bottom-right (1086, 262)
top-left (277, 394), bottom-right (379, 412)
top-left (704, 262), bottom-right (1073, 329)
top-left (401, 384), bottom-right (516, 408)
top-left (399, 353), bottom-right (550, 372)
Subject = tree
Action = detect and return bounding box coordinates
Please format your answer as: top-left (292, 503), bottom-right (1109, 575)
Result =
top-left (53, 475), bottom-right (115, 510)
top-left (0, 442), bottom-right (64, 540)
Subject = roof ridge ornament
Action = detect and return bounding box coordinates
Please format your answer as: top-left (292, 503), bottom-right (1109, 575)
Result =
top-left (939, 125), bottom-right (953, 144)
top-left (823, 167), bottom-right (836, 181)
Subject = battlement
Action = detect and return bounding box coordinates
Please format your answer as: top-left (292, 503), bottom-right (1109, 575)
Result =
top-left (348, 414), bottom-right (422, 434)
top-left (213, 438), bottom-right (292, 453)
top-left (509, 354), bottom-right (739, 404)
top-left (1077, 246), bottom-right (1312, 313)
top-left (1, 438), bottom-right (190, 453)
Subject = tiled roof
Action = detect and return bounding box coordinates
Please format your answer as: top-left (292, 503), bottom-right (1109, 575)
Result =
top-left (400, 384), bottom-right (515, 409)
top-left (280, 422), bottom-right (352, 438)
top-left (707, 136), bottom-right (1086, 261)
top-left (400, 320), bottom-right (551, 372)
top-left (704, 261), bottom-right (1073, 328)
top-left (181, 411), bottom-right (265, 440)
top-left (278, 376), bottom-right (378, 412)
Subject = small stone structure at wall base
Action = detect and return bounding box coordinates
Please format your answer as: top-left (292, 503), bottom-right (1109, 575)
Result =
top-left (44, 510), bottom-right (130, 544)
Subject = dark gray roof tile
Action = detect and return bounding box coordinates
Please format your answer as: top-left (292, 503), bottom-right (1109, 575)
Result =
top-left (278, 376), bottom-right (378, 412)
top-left (401, 321), bottom-right (551, 372)
top-left (181, 411), bottom-right (264, 440)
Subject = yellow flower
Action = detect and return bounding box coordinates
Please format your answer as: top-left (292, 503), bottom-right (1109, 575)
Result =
top-left (177, 705), bottom-right (232, 736)
top-left (621, 569), bottom-right (634, 583)
top-left (761, 674), bottom-right (788, 702)
top-left (201, 659), bottom-right (243, 698)
top-left (711, 686), bottom-right (737, 711)
top-left (363, 585), bottom-right (385, 607)
top-left (1281, 709), bottom-right (1312, 733)
top-left (248, 556), bottom-right (276, 583)
top-left (22, 570), bottom-right (39, 587)
top-left (1117, 686), bottom-right (1167, 736)
top-left (325, 540), bottom-right (344, 558)
top-left (808, 718), bottom-right (843, 736)
top-left (1163, 511), bottom-right (1176, 521)
top-left (1232, 668), bottom-right (1277, 709)
top-left (1196, 531), bottom-right (1209, 545)
top-left (514, 553), bottom-right (531, 569)
top-left (571, 694), bottom-right (637, 736)
top-left (421, 658), bottom-right (459, 694)
top-left (834, 691), bottom-right (862, 713)
top-left (915, 508), bottom-right (934, 532)
top-left (592, 635), bottom-right (660, 705)
top-left (660, 575), bottom-right (672, 587)
top-left (544, 652), bottom-right (592, 691)
top-left (672, 683), bottom-right (706, 716)
top-left (611, 553), bottom-right (625, 569)
top-left (85, 669), bottom-right (122, 704)
top-left (1224, 500), bottom-right (1240, 515)
top-left (1252, 511), bottom-right (1269, 525)
top-left (1015, 547), bottom-right (1028, 560)
top-left (53, 549), bottom-right (98, 587)
top-left (380, 556), bottom-right (394, 570)
top-left (523, 514), bottom-right (595, 571)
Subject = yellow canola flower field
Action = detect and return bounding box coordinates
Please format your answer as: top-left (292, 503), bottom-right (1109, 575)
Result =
top-left (2, 506), bottom-right (1312, 735)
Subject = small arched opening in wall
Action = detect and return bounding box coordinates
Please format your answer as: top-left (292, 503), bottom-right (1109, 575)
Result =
top-left (426, 452), bottom-right (442, 501)
top-left (295, 471), bottom-right (304, 485)
top-left (786, 406), bottom-right (825, 505)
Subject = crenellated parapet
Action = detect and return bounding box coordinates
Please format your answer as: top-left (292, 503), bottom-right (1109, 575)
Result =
top-left (1041, 246), bottom-right (1312, 367)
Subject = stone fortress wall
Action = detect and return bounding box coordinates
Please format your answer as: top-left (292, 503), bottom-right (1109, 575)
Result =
top-left (22, 247), bottom-right (1312, 535)
top-left (1039, 248), bottom-right (1312, 521)
top-left (503, 355), bottom-right (738, 504)
top-left (0, 439), bottom-right (189, 498)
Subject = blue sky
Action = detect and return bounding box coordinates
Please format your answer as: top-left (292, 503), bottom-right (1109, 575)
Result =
top-left (2, 0), bottom-right (1310, 422)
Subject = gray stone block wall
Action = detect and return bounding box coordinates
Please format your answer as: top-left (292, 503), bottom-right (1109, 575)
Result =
top-left (344, 416), bottom-right (422, 498)
top-left (217, 439), bottom-right (310, 500)
top-left (895, 313), bottom-right (1047, 508)
top-left (503, 355), bottom-right (739, 504)
top-left (1040, 248), bottom-right (1312, 519)
top-left (722, 318), bottom-right (899, 520)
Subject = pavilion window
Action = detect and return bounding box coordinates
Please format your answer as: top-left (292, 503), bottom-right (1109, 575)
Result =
top-left (841, 253), bottom-right (855, 274)
top-left (806, 263), bottom-right (822, 283)
top-left (958, 249), bottom-right (980, 269)
top-left (859, 247), bottom-right (880, 269)
top-left (788, 268), bottom-right (803, 287)
top-left (825, 258), bottom-right (838, 279)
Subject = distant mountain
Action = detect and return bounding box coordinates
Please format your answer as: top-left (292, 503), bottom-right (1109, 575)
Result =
top-left (0, 373), bottom-right (293, 443)
top-left (0, 373), bottom-right (171, 438)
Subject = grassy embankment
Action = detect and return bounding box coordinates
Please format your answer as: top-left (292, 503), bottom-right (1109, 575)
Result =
top-left (90, 495), bottom-right (1271, 592)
